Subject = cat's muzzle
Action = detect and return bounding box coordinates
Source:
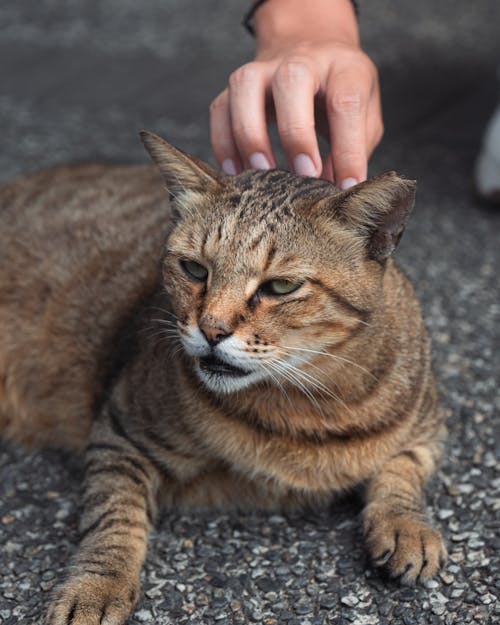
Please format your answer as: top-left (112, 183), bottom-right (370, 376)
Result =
top-left (198, 354), bottom-right (251, 378)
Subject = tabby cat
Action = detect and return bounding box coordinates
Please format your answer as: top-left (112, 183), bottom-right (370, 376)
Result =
top-left (0, 132), bottom-right (447, 625)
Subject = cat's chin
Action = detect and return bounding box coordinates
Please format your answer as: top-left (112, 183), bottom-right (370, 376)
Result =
top-left (193, 361), bottom-right (267, 394)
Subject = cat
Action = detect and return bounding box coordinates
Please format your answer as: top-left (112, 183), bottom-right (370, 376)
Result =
top-left (0, 132), bottom-right (447, 625)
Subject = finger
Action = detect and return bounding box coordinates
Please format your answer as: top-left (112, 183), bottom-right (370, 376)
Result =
top-left (271, 58), bottom-right (322, 177)
top-left (327, 67), bottom-right (370, 189)
top-left (228, 62), bottom-right (276, 170)
top-left (366, 78), bottom-right (384, 158)
top-left (210, 89), bottom-right (242, 175)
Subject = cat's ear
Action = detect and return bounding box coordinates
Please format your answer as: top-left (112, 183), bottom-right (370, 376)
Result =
top-left (322, 172), bottom-right (416, 261)
top-left (140, 131), bottom-right (220, 202)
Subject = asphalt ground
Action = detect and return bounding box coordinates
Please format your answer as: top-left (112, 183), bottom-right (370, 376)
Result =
top-left (1, 1), bottom-right (499, 624)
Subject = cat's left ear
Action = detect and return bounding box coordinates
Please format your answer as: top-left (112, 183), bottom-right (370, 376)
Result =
top-left (327, 172), bottom-right (417, 261)
top-left (140, 131), bottom-right (220, 201)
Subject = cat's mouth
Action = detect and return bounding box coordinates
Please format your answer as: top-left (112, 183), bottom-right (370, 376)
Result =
top-left (198, 354), bottom-right (251, 378)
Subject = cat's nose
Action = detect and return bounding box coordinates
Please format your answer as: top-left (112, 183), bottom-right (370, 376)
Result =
top-left (199, 317), bottom-right (231, 346)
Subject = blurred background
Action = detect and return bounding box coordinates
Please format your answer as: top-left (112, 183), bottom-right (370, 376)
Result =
top-left (1, 2), bottom-right (499, 624)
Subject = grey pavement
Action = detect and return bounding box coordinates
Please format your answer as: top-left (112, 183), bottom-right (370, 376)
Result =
top-left (1, 1), bottom-right (499, 624)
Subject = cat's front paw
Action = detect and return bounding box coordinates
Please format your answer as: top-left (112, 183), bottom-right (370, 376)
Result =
top-left (46, 573), bottom-right (139, 625)
top-left (363, 504), bottom-right (447, 585)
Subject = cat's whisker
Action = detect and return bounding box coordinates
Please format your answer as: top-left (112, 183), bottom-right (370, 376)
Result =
top-left (281, 345), bottom-right (377, 380)
top-left (139, 326), bottom-right (178, 339)
top-left (145, 329), bottom-right (181, 344)
top-left (259, 361), bottom-right (294, 410)
top-left (281, 354), bottom-right (353, 414)
top-left (267, 360), bottom-right (325, 416)
top-left (147, 307), bottom-right (181, 322)
top-left (151, 318), bottom-right (180, 329)
top-left (277, 359), bottom-right (339, 404)
top-left (356, 318), bottom-right (372, 327)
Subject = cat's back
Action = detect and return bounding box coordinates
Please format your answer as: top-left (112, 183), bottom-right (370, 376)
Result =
top-left (0, 164), bottom-right (170, 449)
top-left (0, 163), bottom-right (168, 266)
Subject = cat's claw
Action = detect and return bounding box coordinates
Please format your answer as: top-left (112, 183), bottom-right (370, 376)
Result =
top-left (364, 507), bottom-right (447, 585)
top-left (46, 575), bottom-right (138, 625)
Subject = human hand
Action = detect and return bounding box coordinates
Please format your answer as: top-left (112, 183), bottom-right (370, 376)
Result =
top-left (210, 0), bottom-right (383, 189)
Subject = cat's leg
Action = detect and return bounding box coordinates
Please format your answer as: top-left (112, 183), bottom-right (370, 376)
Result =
top-left (363, 439), bottom-right (447, 585)
top-left (46, 411), bottom-right (164, 625)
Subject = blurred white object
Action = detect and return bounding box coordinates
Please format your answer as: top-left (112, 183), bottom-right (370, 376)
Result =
top-left (475, 81), bottom-right (500, 204)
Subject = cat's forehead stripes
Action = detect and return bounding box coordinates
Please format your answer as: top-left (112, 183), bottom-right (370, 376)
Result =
top-left (225, 169), bottom-right (336, 226)
top-left (198, 170), bottom-right (334, 275)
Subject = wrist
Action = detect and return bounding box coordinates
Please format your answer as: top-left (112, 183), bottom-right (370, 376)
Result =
top-left (253, 0), bottom-right (360, 53)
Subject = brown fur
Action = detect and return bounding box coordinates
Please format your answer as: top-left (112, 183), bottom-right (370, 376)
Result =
top-left (0, 133), bottom-right (447, 625)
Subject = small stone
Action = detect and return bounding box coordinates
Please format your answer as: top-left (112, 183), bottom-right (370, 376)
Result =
top-left (135, 609), bottom-right (153, 622)
top-left (437, 509), bottom-right (454, 520)
top-left (431, 604), bottom-right (446, 616)
top-left (424, 580), bottom-right (440, 589)
top-left (275, 566), bottom-right (290, 576)
top-left (294, 603), bottom-right (312, 616)
top-left (195, 593), bottom-right (209, 607)
top-left (378, 601), bottom-right (393, 617)
top-left (449, 552), bottom-right (465, 563)
top-left (450, 588), bottom-right (464, 599)
top-left (1, 516), bottom-right (15, 524)
top-left (264, 592), bottom-right (278, 602)
top-left (318, 594), bottom-right (336, 609)
top-left (340, 594), bottom-right (359, 608)
top-left (439, 572), bottom-right (454, 585)
top-left (250, 611), bottom-right (263, 621)
top-left (278, 611), bottom-right (294, 621)
top-left (398, 588), bottom-right (416, 602)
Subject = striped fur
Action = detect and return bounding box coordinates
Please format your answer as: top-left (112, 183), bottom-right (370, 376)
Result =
top-left (0, 134), bottom-right (447, 624)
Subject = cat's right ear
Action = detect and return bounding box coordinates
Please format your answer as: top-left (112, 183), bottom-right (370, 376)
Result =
top-left (140, 131), bottom-right (220, 208)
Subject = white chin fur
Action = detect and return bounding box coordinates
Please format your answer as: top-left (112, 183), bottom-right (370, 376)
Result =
top-left (193, 362), bottom-right (269, 394)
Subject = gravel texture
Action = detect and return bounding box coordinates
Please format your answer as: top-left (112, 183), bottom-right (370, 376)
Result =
top-left (1, 1), bottom-right (499, 624)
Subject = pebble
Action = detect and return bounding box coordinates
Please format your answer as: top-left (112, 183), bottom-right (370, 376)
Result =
top-left (424, 580), bottom-right (440, 589)
top-left (294, 603), bottom-right (313, 615)
top-left (438, 509), bottom-right (454, 520)
top-left (318, 594), bottom-right (336, 609)
top-left (135, 609), bottom-right (153, 622)
top-left (340, 594), bottom-right (359, 608)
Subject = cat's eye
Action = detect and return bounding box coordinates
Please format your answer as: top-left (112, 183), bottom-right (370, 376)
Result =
top-left (181, 259), bottom-right (208, 281)
top-left (260, 279), bottom-right (304, 296)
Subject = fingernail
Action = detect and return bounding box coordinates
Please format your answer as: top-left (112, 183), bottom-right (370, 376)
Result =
top-left (222, 158), bottom-right (237, 175)
top-left (340, 177), bottom-right (358, 190)
top-left (293, 154), bottom-right (317, 177)
top-left (249, 152), bottom-right (271, 170)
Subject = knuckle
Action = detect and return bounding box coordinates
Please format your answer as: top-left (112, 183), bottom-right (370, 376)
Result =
top-left (232, 121), bottom-right (261, 142)
top-left (274, 58), bottom-right (311, 85)
top-left (330, 89), bottom-right (365, 116)
top-left (229, 63), bottom-right (261, 88)
top-left (278, 121), bottom-right (315, 140)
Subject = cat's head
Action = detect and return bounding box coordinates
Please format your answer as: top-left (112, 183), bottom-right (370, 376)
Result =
top-left (141, 131), bottom-right (416, 395)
